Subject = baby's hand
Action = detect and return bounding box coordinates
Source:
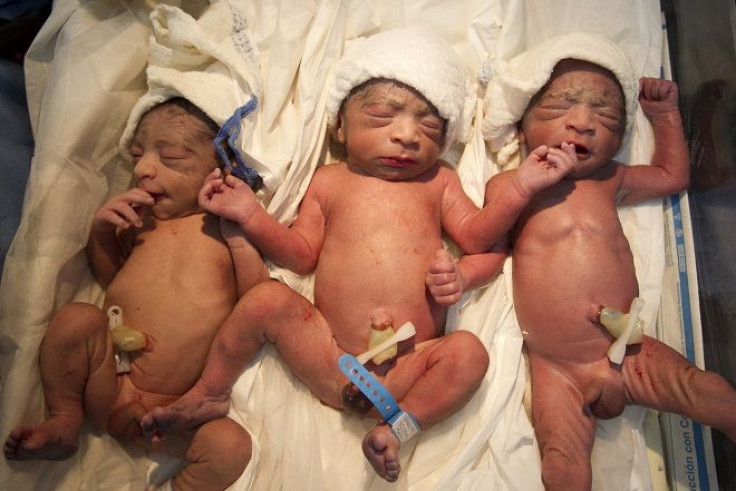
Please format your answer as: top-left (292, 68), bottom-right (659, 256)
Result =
top-left (426, 249), bottom-right (464, 306)
top-left (639, 77), bottom-right (680, 119)
top-left (199, 168), bottom-right (260, 225)
top-left (515, 143), bottom-right (576, 196)
top-left (91, 188), bottom-right (154, 234)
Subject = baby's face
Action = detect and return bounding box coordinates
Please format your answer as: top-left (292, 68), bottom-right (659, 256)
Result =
top-left (337, 80), bottom-right (445, 181)
top-left (521, 59), bottom-right (625, 177)
top-left (129, 104), bottom-right (218, 219)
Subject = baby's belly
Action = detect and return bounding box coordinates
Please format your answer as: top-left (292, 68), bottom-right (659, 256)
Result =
top-left (314, 247), bottom-right (442, 354)
top-left (123, 334), bottom-right (212, 396)
top-left (105, 275), bottom-right (234, 395)
top-left (513, 237), bottom-right (638, 362)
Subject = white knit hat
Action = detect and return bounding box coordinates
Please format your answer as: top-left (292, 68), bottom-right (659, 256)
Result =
top-left (481, 32), bottom-right (639, 167)
top-left (326, 27), bottom-right (475, 155)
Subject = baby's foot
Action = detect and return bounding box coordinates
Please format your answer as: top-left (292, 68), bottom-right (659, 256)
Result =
top-left (362, 423), bottom-right (401, 482)
top-left (3, 419), bottom-right (80, 461)
top-left (140, 385), bottom-right (230, 442)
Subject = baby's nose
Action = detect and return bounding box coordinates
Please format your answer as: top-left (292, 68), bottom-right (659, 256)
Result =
top-left (133, 153), bottom-right (157, 179)
top-left (390, 115), bottom-right (420, 145)
top-left (565, 105), bottom-right (595, 133)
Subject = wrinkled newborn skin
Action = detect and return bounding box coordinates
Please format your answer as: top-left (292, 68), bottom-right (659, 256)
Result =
top-left (509, 60), bottom-right (736, 490)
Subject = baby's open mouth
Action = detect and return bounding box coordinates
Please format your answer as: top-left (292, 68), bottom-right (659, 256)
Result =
top-left (574, 144), bottom-right (589, 157)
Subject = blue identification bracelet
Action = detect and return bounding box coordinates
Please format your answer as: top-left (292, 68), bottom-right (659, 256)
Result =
top-left (338, 354), bottom-right (421, 443)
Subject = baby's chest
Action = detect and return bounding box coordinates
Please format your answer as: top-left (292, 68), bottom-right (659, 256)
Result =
top-left (330, 180), bottom-right (441, 226)
top-left (524, 182), bottom-right (620, 235)
top-left (115, 229), bottom-right (233, 299)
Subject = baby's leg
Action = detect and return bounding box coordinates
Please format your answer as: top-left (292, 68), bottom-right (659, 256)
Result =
top-left (155, 417), bottom-right (251, 491)
top-left (142, 281), bottom-right (343, 438)
top-left (529, 355), bottom-right (597, 491)
top-left (623, 336), bottom-right (736, 441)
top-left (3, 303), bottom-right (117, 460)
top-left (386, 330), bottom-right (489, 426)
top-left (361, 330), bottom-right (489, 481)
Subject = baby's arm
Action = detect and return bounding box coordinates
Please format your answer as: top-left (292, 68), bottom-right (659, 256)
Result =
top-left (447, 145), bottom-right (575, 254)
top-left (219, 218), bottom-right (270, 296)
top-left (199, 168), bottom-right (324, 275)
top-left (426, 242), bottom-right (507, 306)
top-left (86, 188), bottom-right (154, 286)
top-left (619, 78), bottom-right (689, 205)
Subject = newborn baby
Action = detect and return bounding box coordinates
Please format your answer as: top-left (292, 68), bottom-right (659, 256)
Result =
top-left (482, 31), bottom-right (736, 490)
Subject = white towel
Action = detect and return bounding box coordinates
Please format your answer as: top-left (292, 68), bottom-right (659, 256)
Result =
top-left (481, 31), bottom-right (639, 168)
top-left (326, 27), bottom-right (476, 156)
top-left (118, 1), bottom-right (267, 187)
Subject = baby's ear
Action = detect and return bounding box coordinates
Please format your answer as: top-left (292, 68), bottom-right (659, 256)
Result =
top-left (517, 120), bottom-right (527, 145)
top-left (329, 126), bottom-right (343, 145)
top-left (334, 115), bottom-right (347, 145)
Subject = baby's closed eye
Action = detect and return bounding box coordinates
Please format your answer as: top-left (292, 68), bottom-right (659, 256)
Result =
top-left (363, 108), bottom-right (395, 126)
top-left (418, 114), bottom-right (443, 130)
top-left (536, 103), bottom-right (571, 120)
top-left (592, 107), bottom-right (624, 131)
top-left (540, 101), bottom-right (573, 111)
top-left (418, 116), bottom-right (443, 138)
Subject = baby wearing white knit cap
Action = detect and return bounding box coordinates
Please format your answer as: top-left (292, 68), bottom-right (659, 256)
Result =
top-left (479, 32), bottom-right (736, 491)
top-left (144, 26), bottom-right (578, 484)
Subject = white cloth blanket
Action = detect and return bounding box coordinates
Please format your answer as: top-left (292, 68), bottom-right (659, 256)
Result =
top-left (0, 0), bottom-right (669, 489)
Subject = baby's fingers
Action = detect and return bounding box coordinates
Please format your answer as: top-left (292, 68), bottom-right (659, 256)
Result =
top-left (426, 249), bottom-right (461, 301)
top-left (639, 78), bottom-right (680, 119)
top-left (528, 145), bottom-right (550, 162)
top-left (123, 188), bottom-right (155, 205)
top-left (545, 145), bottom-right (576, 173)
top-left (427, 280), bottom-right (463, 306)
top-left (427, 271), bottom-right (460, 290)
top-left (95, 190), bottom-right (152, 230)
top-left (224, 173), bottom-right (248, 189)
top-left (428, 249), bottom-right (456, 275)
top-left (559, 141), bottom-right (576, 155)
top-left (94, 205), bottom-right (141, 231)
top-left (199, 177), bottom-right (225, 202)
top-left (639, 77), bottom-right (678, 101)
top-left (204, 167), bottom-right (223, 182)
